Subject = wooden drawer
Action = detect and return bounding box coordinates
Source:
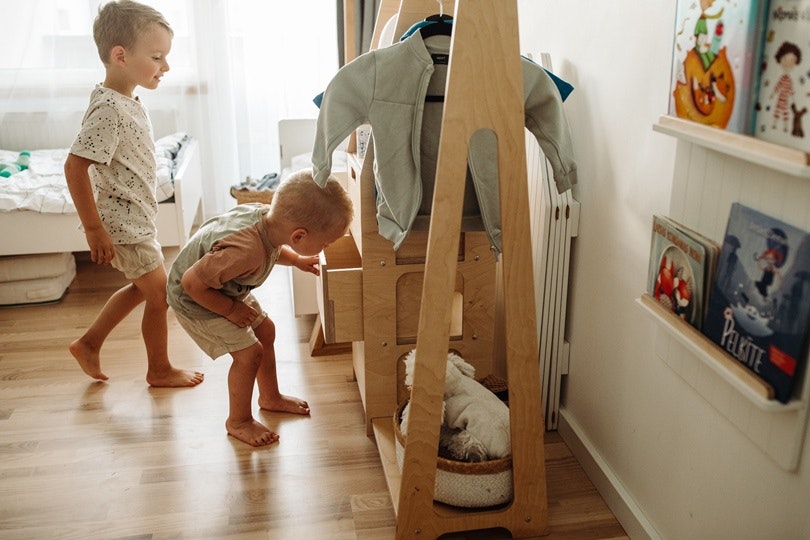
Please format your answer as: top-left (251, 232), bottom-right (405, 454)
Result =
top-left (317, 234), bottom-right (363, 343)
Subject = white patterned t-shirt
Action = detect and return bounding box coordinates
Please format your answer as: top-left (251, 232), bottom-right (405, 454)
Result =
top-left (70, 85), bottom-right (158, 244)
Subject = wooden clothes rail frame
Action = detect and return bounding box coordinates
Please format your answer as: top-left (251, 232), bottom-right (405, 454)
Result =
top-left (348, 1), bottom-right (550, 538)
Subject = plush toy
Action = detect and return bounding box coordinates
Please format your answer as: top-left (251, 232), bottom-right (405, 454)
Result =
top-left (15, 151), bottom-right (31, 170)
top-left (400, 350), bottom-right (511, 462)
top-left (0, 162), bottom-right (21, 178)
top-left (0, 152), bottom-right (31, 178)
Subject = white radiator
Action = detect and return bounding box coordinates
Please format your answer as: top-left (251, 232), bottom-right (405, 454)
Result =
top-left (527, 129), bottom-right (579, 430)
top-left (525, 53), bottom-right (580, 429)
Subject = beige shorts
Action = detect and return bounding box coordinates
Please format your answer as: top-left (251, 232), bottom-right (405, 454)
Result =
top-left (111, 237), bottom-right (164, 280)
top-left (174, 293), bottom-right (267, 359)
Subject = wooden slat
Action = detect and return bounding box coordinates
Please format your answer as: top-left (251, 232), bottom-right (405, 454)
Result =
top-left (396, 0), bottom-right (548, 537)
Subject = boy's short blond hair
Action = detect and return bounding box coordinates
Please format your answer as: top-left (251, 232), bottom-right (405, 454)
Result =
top-left (94, 0), bottom-right (173, 64)
top-left (272, 170), bottom-right (353, 236)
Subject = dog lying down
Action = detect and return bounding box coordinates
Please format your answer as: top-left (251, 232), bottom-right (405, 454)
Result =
top-left (400, 350), bottom-right (510, 462)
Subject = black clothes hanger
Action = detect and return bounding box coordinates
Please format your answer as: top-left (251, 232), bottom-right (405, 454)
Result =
top-left (419, 14), bottom-right (453, 39)
top-left (426, 13), bottom-right (453, 23)
top-left (420, 6), bottom-right (453, 102)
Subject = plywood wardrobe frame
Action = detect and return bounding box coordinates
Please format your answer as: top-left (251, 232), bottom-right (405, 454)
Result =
top-left (343, 0), bottom-right (549, 537)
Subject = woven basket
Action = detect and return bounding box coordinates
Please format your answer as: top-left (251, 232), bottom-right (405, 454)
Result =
top-left (393, 400), bottom-right (513, 508)
top-left (230, 187), bottom-right (275, 205)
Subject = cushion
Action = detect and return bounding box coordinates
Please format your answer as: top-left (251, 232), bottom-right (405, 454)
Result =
top-left (0, 252), bottom-right (76, 305)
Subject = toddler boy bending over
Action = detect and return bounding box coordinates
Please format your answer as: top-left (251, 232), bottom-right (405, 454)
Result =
top-left (167, 171), bottom-right (353, 446)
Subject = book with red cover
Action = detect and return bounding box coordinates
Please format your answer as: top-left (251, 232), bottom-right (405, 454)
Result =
top-left (647, 215), bottom-right (719, 329)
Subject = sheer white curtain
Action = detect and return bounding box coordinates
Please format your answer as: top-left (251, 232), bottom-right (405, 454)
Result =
top-left (0, 0), bottom-right (338, 216)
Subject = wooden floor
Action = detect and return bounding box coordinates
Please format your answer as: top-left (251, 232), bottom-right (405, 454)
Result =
top-left (0, 250), bottom-right (627, 540)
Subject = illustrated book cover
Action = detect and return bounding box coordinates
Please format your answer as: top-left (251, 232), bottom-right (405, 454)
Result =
top-left (647, 215), bottom-right (719, 329)
top-left (702, 203), bottom-right (810, 403)
top-left (752, 0), bottom-right (810, 151)
top-left (669, 0), bottom-right (769, 133)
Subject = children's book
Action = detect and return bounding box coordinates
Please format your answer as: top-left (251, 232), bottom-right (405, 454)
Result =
top-left (703, 203), bottom-right (810, 403)
top-left (669, 0), bottom-right (769, 133)
top-left (752, 0), bottom-right (810, 151)
top-left (648, 215), bottom-right (719, 329)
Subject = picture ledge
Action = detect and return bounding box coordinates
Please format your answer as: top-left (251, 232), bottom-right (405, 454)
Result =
top-left (637, 293), bottom-right (806, 413)
top-left (653, 115), bottom-right (810, 179)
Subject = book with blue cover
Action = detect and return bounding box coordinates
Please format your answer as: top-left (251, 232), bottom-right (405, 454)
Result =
top-left (702, 203), bottom-right (810, 403)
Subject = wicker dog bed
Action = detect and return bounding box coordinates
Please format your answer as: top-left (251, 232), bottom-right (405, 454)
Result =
top-left (393, 400), bottom-right (513, 508)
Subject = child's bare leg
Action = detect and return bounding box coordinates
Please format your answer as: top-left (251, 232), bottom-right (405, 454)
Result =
top-left (253, 318), bottom-right (310, 415)
top-left (134, 267), bottom-right (204, 387)
top-left (226, 344), bottom-right (279, 447)
top-left (70, 283), bottom-right (144, 381)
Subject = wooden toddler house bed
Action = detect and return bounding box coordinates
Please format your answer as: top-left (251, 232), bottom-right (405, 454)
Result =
top-left (0, 110), bottom-right (204, 257)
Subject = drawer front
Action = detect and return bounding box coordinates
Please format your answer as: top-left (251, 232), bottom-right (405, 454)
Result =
top-left (317, 234), bottom-right (363, 343)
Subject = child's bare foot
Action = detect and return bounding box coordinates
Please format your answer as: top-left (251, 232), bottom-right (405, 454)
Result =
top-left (226, 418), bottom-right (280, 447)
top-left (70, 339), bottom-right (108, 381)
top-left (146, 368), bottom-right (205, 388)
top-left (259, 394), bottom-right (310, 415)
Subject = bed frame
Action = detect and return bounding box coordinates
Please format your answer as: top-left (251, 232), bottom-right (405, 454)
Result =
top-left (0, 111), bottom-right (203, 256)
top-left (279, 118), bottom-right (320, 317)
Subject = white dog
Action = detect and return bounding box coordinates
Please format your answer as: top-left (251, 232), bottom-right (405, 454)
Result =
top-left (400, 350), bottom-right (510, 461)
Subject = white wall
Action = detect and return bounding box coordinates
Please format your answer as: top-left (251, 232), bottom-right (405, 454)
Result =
top-left (517, 1), bottom-right (810, 538)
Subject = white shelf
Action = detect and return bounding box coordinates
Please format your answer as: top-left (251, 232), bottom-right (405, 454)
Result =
top-left (653, 115), bottom-right (810, 179)
top-left (638, 295), bottom-right (809, 471)
top-left (649, 117), bottom-right (810, 471)
top-left (637, 294), bottom-right (804, 412)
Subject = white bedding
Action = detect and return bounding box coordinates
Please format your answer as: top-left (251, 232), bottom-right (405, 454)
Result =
top-left (0, 132), bottom-right (188, 214)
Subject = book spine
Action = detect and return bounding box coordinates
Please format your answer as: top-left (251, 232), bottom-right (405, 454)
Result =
top-left (746, 0), bottom-right (772, 134)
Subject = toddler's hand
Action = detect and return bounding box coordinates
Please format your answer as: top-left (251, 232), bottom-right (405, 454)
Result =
top-left (85, 228), bottom-right (116, 265)
top-left (295, 254), bottom-right (321, 276)
top-left (226, 301), bottom-right (258, 328)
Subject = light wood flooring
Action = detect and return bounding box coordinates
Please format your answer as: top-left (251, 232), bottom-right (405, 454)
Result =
top-left (0, 250), bottom-right (627, 539)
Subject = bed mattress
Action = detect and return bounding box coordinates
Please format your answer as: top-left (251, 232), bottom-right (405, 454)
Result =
top-left (0, 132), bottom-right (186, 214)
top-left (0, 252), bottom-right (76, 305)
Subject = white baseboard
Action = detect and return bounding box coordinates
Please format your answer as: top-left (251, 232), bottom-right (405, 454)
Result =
top-left (557, 407), bottom-right (661, 539)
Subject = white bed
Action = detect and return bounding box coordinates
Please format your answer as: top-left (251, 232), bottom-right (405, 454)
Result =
top-left (0, 111), bottom-right (203, 256)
